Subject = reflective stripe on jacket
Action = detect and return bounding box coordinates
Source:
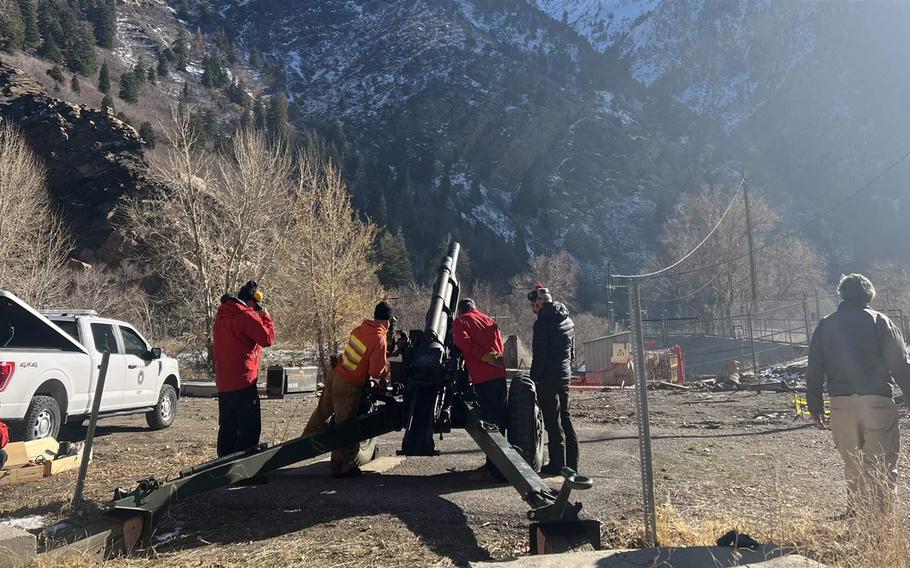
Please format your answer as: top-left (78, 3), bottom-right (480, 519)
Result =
top-left (335, 320), bottom-right (389, 385)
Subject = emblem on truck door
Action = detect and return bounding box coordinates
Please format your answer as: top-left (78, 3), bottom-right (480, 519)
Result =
top-left (138, 370), bottom-right (145, 385)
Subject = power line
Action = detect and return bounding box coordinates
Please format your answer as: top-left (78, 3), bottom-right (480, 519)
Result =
top-left (614, 179), bottom-right (744, 280)
top-left (643, 146), bottom-right (910, 282)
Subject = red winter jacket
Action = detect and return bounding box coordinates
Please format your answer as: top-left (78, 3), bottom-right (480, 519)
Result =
top-left (0, 419), bottom-right (8, 448)
top-left (213, 299), bottom-right (275, 393)
top-left (453, 308), bottom-right (505, 385)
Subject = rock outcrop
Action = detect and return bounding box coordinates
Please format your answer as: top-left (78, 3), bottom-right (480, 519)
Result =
top-left (0, 62), bottom-right (156, 264)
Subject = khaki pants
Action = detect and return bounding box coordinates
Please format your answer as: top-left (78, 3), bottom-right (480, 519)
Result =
top-left (830, 394), bottom-right (900, 510)
top-left (302, 369), bottom-right (363, 475)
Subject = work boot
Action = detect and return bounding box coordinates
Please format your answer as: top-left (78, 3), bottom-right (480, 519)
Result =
top-left (331, 466), bottom-right (363, 479)
top-left (539, 463), bottom-right (564, 476)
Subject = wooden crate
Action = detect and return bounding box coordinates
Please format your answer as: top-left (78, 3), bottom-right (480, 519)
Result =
top-left (0, 437), bottom-right (88, 485)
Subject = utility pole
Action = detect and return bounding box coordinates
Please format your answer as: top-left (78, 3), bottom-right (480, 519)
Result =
top-left (606, 263), bottom-right (615, 332)
top-left (743, 171), bottom-right (759, 304)
top-left (743, 171), bottom-right (760, 372)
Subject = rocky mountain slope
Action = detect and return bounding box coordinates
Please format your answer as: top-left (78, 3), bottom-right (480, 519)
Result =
top-left (215, 0), bottom-right (735, 278)
top-left (535, 0), bottom-right (910, 267)
top-left (0, 61), bottom-right (154, 263)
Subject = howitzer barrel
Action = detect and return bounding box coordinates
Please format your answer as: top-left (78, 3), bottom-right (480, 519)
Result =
top-left (424, 241), bottom-right (460, 346)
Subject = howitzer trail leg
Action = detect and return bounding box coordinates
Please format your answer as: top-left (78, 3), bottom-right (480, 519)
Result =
top-left (110, 404), bottom-right (403, 543)
top-left (460, 399), bottom-right (601, 553)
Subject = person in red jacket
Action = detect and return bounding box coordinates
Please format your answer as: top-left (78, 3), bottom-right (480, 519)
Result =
top-left (303, 301), bottom-right (392, 478)
top-left (213, 281), bottom-right (275, 457)
top-left (452, 298), bottom-right (506, 478)
top-left (0, 417), bottom-right (8, 469)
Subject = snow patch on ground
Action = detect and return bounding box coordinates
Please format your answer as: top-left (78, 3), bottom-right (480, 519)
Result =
top-left (2, 515), bottom-right (46, 530)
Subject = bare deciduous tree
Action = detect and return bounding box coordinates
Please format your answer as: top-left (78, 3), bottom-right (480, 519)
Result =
top-left (270, 153), bottom-right (381, 371)
top-left (651, 184), bottom-right (827, 328)
top-left (124, 108), bottom-right (294, 368)
top-left (0, 122), bottom-right (72, 307)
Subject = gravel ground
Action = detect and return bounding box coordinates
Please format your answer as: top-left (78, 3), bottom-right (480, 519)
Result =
top-left (2, 387), bottom-right (908, 567)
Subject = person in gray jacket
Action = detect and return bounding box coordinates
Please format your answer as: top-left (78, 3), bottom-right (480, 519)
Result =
top-left (807, 273), bottom-right (910, 513)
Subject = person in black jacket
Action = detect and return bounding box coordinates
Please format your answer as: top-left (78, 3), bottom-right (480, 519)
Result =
top-left (528, 284), bottom-right (578, 475)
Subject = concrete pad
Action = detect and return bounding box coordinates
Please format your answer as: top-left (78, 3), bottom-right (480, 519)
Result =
top-left (360, 456), bottom-right (405, 474)
top-left (0, 524), bottom-right (37, 568)
top-left (470, 546), bottom-right (826, 568)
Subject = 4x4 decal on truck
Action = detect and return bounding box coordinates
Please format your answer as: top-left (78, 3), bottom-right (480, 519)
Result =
top-left (19, 361), bottom-right (37, 368)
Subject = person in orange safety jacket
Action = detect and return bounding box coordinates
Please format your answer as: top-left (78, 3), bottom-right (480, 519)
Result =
top-left (302, 301), bottom-right (392, 478)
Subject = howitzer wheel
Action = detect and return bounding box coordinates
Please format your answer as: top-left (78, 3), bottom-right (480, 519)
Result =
top-left (353, 399), bottom-right (379, 466)
top-left (507, 373), bottom-right (544, 472)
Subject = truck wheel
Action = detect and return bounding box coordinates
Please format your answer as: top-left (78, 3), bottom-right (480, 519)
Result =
top-left (18, 395), bottom-right (62, 441)
top-left (146, 384), bottom-right (177, 430)
top-left (507, 373), bottom-right (544, 472)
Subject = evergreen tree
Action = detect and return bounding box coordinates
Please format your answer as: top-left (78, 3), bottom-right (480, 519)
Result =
top-left (100, 93), bottom-right (114, 111)
top-left (156, 50), bottom-right (169, 78)
top-left (0, 0), bottom-right (26, 52)
top-left (46, 65), bottom-right (64, 85)
top-left (98, 60), bottom-right (110, 93)
top-left (266, 92), bottom-right (290, 142)
top-left (138, 121), bottom-right (156, 149)
top-left (253, 95), bottom-right (266, 129)
top-left (181, 81), bottom-right (191, 101)
top-left (373, 192), bottom-right (389, 226)
top-left (133, 60), bottom-right (146, 85)
top-left (239, 105), bottom-right (252, 130)
top-left (375, 229), bottom-right (414, 288)
top-left (147, 67), bottom-right (156, 84)
top-left (177, 0), bottom-right (190, 20)
top-left (70, 73), bottom-right (80, 93)
top-left (39, 33), bottom-right (62, 63)
top-left (88, 0), bottom-right (116, 48)
top-left (118, 71), bottom-right (139, 104)
top-left (248, 47), bottom-right (261, 68)
top-left (68, 22), bottom-right (98, 75)
top-left (17, 0), bottom-right (39, 48)
top-left (226, 79), bottom-right (247, 105)
top-left (173, 28), bottom-right (188, 71)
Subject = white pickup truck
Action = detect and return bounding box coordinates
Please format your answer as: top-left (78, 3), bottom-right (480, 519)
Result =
top-left (0, 291), bottom-right (181, 441)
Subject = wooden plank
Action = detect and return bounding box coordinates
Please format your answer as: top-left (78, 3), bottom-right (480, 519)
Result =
top-left (0, 464), bottom-right (45, 486)
top-left (40, 515), bottom-right (143, 564)
top-left (44, 452), bottom-right (87, 476)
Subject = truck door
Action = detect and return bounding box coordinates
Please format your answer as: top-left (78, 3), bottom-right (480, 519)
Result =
top-left (118, 325), bottom-right (157, 408)
top-left (89, 323), bottom-right (125, 410)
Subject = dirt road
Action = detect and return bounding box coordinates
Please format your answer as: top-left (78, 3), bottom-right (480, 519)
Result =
top-left (1, 388), bottom-right (905, 567)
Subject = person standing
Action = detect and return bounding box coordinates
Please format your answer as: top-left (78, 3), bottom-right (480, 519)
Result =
top-left (303, 301), bottom-right (392, 478)
top-left (807, 273), bottom-right (910, 513)
top-left (213, 280), bottom-right (275, 457)
top-left (452, 298), bottom-right (507, 478)
top-left (528, 284), bottom-right (578, 475)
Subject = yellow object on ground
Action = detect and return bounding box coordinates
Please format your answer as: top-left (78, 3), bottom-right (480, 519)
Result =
top-left (794, 394), bottom-right (830, 418)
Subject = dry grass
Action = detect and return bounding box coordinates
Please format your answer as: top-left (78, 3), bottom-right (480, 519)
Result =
top-left (605, 493), bottom-right (910, 568)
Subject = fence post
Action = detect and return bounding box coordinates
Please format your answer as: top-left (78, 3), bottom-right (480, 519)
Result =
top-left (629, 280), bottom-right (657, 547)
top-left (747, 305), bottom-right (758, 372)
top-left (73, 351), bottom-right (110, 506)
top-left (802, 294), bottom-right (811, 345)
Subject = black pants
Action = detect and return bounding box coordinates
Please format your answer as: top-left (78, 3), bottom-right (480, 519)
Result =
top-left (536, 380), bottom-right (579, 470)
top-left (0, 448), bottom-right (6, 469)
top-left (474, 378), bottom-right (508, 472)
top-left (217, 384), bottom-right (262, 457)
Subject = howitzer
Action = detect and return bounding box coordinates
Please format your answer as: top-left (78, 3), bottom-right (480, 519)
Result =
top-left (107, 241), bottom-right (600, 555)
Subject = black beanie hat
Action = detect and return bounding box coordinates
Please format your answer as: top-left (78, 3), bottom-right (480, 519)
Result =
top-left (374, 301), bottom-right (393, 321)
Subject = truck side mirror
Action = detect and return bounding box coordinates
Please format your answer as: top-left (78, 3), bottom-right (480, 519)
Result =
top-left (149, 347), bottom-right (162, 360)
